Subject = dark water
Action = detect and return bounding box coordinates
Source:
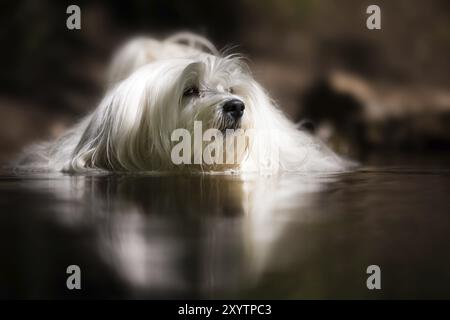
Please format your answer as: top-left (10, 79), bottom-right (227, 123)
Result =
top-left (1, 158), bottom-right (450, 299)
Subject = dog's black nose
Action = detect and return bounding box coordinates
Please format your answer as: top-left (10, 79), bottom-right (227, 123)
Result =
top-left (223, 99), bottom-right (245, 119)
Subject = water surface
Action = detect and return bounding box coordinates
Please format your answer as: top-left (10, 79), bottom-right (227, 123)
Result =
top-left (1, 158), bottom-right (450, 299)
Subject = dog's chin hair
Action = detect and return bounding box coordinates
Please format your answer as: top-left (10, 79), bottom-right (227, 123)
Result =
top-left (219, 124), bottom-right (240, 134)
top-left (212, 113), bottom-right (241, 133)
top-left (13, 34), bottom-right (355, 174)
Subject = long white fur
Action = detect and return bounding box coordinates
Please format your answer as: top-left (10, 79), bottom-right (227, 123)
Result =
top-left (15, 33), bottom-right (352, 173)
top-left (107, 32), bottom-right (219, 86)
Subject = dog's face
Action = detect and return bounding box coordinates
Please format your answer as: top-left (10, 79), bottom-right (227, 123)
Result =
top-left (176, 58), bottom-right (251, 133)
top-left (170, 56), bottom-right (255, 135)
top-left (112, 54), bottom-right (263, 139)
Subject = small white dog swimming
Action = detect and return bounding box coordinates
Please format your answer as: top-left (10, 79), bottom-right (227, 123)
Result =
top-left (16, 33), bottom-right (352, 173)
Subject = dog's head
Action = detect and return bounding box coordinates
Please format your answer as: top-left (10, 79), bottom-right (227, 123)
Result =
top-left (107, 35), bottom-right (254, 134)
top-left (78, 53), bottom-right (276, 171)
top-left (113, 54), bottom-right (266, 138)
top-left (174, 56), bottom-right (253, 133)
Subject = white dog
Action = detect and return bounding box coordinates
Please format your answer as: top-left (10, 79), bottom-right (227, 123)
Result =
top-left (16, 33), bottom-right (352, 173)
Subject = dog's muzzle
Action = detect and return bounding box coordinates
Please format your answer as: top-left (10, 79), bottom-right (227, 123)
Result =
top-left (223, 99), bottom-right (245, 120)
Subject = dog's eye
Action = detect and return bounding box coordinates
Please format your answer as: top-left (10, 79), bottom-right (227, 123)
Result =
top-left (183, 86), bottom-right (200, 97)
top-left (228, 87), bottom-right (234, 94)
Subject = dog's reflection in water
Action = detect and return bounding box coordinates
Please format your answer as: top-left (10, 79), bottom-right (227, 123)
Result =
top-left (20, 172), bottom-right (331, 297)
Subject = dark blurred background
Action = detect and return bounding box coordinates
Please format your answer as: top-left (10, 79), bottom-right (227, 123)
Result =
top-left (1, 0), bottom-right (450, 163)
